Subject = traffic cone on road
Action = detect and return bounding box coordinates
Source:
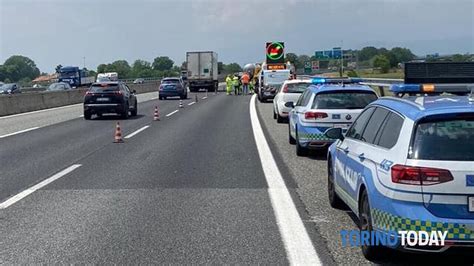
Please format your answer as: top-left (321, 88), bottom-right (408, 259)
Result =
top-left (114, 122), bottom-right (123, 143)
top-left (153, 106), bottom-right (160, 121)
top-left (205, 89), bottom-right (208, 98)
top-left (179, 99), bottom-right (184, 108)
top-left (195, 94), bottom-right (198, 103)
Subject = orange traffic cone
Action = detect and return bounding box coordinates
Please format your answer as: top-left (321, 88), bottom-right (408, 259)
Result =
top-left (114, 122), bottom-right (123, 143)
top-left (154, 106), bottom-right (160, 121)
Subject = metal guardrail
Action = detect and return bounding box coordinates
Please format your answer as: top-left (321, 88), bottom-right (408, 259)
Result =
top-left (359, 78), bottom-right (403, 96)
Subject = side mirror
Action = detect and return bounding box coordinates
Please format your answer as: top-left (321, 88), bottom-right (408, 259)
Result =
top-left (325, 128), bottom-right (344, 141)
top-left (284, 101), bottom-right (294, 108)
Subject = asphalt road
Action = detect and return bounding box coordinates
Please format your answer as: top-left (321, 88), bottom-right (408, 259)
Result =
top-left (1, 90), bottom-right (473, 264)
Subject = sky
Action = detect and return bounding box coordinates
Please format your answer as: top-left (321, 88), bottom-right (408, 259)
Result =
top-left (1, 0), bottom-right (473, 73)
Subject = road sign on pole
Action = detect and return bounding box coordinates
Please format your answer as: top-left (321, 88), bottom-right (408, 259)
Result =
top-left (311, 61), bottom-right (320, 70)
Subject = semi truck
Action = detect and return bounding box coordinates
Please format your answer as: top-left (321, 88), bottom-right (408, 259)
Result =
top-left (58, 66), bottom-right (95, 87)
top-left (186, 51), bottom-right (219, 92)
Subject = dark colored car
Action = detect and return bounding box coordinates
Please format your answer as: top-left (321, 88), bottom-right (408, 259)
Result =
top-left (0, 83), bottom-right (21, 94)
top-left (83, 82), bottom-right (138, 120)
top-left (159, 78), bottom-right (187, 100)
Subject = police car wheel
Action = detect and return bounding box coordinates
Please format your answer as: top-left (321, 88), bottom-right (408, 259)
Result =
top-left (295, 129), bottom-right (308, 156)
top-left (327, 158), bottom-right (344, 209)
top-left (288, 125), bottom-right (296, 144)
top-left (276, 113), bottom-right (284, 123)
top-left (359, 190), bottom-right (392, 260)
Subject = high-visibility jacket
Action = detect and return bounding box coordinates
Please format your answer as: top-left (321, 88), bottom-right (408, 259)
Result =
top-left (233, 76), bottom-right (239, 86)
top-left (225, 76), bottom-right (232, 87)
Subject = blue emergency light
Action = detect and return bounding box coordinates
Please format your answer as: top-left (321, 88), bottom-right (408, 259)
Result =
top-left (311, 77), bottom-right (363, 85)
top-left (390, 83), bottom-right (474, 96)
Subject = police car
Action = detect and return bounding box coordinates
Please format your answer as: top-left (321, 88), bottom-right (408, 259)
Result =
top-left (325, 73), bottom-right (474, 259)
top-left (287, 78), bottom-right (378, 156)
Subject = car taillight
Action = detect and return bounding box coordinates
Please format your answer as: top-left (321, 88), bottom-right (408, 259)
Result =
top-left (282, 84), bottom-right (288, 93)
top-left (391, 165), bottom-right (454, 185)
top-left (114, 91), bottom-right (123, 95)
top-left (304, 111), bottom-right (328, 120)
top-left (85, 91), bottom-right (93, 96)
top-left (159, 85), bottom-right (163, 91)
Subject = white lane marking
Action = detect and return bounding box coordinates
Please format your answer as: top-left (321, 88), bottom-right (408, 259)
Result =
top-left (166, 110), bottom-right (179, 117)
top-left (79, 115), bottom-right (84, 118)
top-left (151, 96), bottom-right (158, 100)
top-left (202, 96), bottom-right (208, 99)
top-left (249, 95), bottom-right (321, 265)
top-left (0, 103), bottom-right (82, 120)
top-left (124, 125), bottom-right (150, 139)
top-left (0, 127), bottom-right (40, 139)
top-left (0, 164), bottom-right (82, 209)
top-left (187, 102), bottom-right (195, 106)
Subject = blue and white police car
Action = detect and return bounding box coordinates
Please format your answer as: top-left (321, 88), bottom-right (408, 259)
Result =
top-left (326, 79), bottom-right (474, 259)
top-left (287, 78), bottom-right (378, 156)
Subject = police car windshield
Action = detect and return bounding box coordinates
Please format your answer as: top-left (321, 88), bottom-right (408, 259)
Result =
top-left (312, 90), bottom-right (377, 109)
top-left (410, 114), bottom-right (474, 161)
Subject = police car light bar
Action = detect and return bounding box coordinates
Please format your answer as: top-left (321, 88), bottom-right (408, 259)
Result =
top-left (390, 83), bottom-right (474, 96)
top-left (311, 77), bottom-right (363, 84)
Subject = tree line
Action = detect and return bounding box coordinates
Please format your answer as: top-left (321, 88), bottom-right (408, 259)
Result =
top-left (1, 49), bottom-right (473, 83)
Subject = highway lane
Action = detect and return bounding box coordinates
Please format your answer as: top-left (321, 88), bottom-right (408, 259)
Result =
top-left (0, 92), bottom-right (330, 264)
top-left (0, 92), bottom-right (215, 204)
top-left (0, 91), bottom-right (159, 137)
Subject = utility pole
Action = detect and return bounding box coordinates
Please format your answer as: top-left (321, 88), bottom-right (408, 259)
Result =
top-left (83, 57), bottom-right (86, 69)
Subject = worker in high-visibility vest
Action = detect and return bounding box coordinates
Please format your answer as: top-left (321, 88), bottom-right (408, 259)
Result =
top-left (225, 75), bottom-right (233, 95)
top-left (233, 75), bottom-right (240, 95)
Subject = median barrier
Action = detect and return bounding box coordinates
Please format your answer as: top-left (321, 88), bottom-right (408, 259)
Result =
top-left (0, 82), bottom-right (159, 116)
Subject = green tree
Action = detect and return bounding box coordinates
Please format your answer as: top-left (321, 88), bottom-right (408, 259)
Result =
top-left (152, 56), bottom-right (174, 71)
top-left (107, 60), bottom-right (131, 78)
top-left (131, 59), bottom-right (152, 77)
top-left (224, 63), bottom-right (242, 74)
top-left (296, 55), bottom-right (311, 70)
top-left (358, 46), bottom-right (379, 61)
top-left (372, 55), bottom-right (391, 73)
top-left (286, 53), bottom-right (298, 66)
top-left (2, 55), bottom-right (40, 81)
top-left (97, 64), bottom-right (108, 73)
top-left (218, 62), bottom-right (224, 74)
top-left (389, 47), bottom-right (415, 66)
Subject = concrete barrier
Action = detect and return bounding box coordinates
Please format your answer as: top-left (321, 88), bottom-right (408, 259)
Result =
top-left (0, 82), bottom-right (159, 117)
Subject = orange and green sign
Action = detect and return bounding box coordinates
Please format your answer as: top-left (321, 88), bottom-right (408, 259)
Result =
top-left (266, 42), bottom-right (285, 64)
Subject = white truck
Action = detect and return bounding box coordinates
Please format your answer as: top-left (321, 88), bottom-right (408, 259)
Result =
top-left (96, 72), bottom-right (118, 82)
top-left (186, 51), bottom-right (219, 92)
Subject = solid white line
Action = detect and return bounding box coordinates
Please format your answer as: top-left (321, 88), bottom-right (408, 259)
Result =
top-left (166, 110), bottom-right (179, 117)
top-left (124, 125), bottom-right (150, 139)
top-left (0, 103), bottom-right (82, 120)
top-left (79, 115), bottom-right (84, 118)
top-left (0, 164), bottom-right (82, 209)
top-left (187, 102), bottom-right (195, 106)
top-left (202, 96), bottom-right (208, 99)
top-left (249, 95), bottom-right (321, 265)
top-left (151, 97), bottom-right (158, 100)
top-left (0, 127), bottom-right (40, 139)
